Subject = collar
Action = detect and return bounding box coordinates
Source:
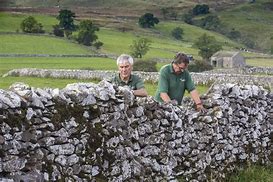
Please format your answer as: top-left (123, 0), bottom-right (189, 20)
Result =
top-left (118, 74), bottom-right (132, 83)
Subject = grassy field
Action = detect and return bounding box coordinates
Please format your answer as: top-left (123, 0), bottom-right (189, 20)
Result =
top-left (0, 57), bottom-right (116, 75)
top-left (0, 76), bottom-right (99, 90)
top-left (0, 12), bottom-right (240, 59)
top-left (0, 34), bottom-right (93, 54)
top-left (227, 164), bottom-right (273, 182)
top-left (155, 21), bottom-right (241, 49)
top-left (0, 12), bottom-right (58, 33)
top-left (246, 58), bottom-right (273, 67)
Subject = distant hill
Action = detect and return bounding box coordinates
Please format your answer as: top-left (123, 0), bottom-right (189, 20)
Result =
top-left (1, 0), bottom-right (273, 53)
top-left (1, 0), bottom-right (251, 18)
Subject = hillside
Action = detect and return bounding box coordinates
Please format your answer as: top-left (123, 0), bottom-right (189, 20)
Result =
top-left (0, 0), bottom-right (251, 19)
top-left (1, 0), bottom-right (272, 53)
top-left (217, 0), bottom-right (273, 52)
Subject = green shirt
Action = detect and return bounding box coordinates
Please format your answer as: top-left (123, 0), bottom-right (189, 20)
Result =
top-left (155, 64), bottom-right (195, 105)
top-left (111, 74), bottom-right (145, 90)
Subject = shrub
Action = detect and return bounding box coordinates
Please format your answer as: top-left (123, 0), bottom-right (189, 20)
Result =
top-left (21, 16), bottom-right (44, 33)
top-left (130, 38), bottom-right (151, 58)
top-left (188, 59), bottom-right (213, 72)
top-left (94, 41), bottom-right (103, 49)
top-left (171, 27), bottom-right (184, 40)
top-left (52, 25), bottom-right (64, 37)
top-left (133, 60), bottom-right (157, 72)
top-left (76, 20), bottom-right (100, 46)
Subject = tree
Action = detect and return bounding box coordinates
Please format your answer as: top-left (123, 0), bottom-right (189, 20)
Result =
top-left (20, 16), bottom-right (44, 33)
top-left (171, 27), bottom-right (184, 40)
top-left (138, 13), bottom-right (159, 28)
top-left (193, 33), bottom-right (222, 61)
top-left (76, 20), bottom-right (100, 46)
top-left (130, 38), bottom-right (151, 58)
top-left (57, 9), bottom-right (76, 38)
top-left (192, 4), bottom-right (209, 15)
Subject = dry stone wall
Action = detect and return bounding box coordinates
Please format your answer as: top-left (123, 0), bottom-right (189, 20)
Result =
top-left (3, 68), bottom-right (273, 88)
top-left (204, 67), bottom-right (273, 75)
top-left (0, 81), bottom-right (272, 182)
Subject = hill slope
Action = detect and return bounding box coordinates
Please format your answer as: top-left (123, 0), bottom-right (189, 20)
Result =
top-left (1, 0), bottom-right (272, 53)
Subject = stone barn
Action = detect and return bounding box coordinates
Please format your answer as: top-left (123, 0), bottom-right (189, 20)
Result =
top-left (210, 51), bottom-right (246, 68)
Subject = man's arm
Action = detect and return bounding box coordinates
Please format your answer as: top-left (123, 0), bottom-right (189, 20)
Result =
top-left (160, 92), bottom-right (171, 103)
top-left (133, 88), bottom-right (148, 97)
top-left (190, 89), bottom-right (205, 111)
top-left (158, 67), bottom-right (172, 103)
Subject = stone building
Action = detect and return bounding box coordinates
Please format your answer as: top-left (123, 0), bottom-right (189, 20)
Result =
top-left (210, 51), bottom-right (246, 68)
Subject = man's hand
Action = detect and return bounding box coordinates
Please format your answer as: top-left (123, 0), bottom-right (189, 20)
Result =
top-left (196, 103), bottom-right (207, 113)
top-left (169, 99), bottom-right (178, 105)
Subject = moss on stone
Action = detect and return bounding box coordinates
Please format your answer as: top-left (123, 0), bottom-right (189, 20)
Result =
top-left (3, 109), bottom-right (27, 130)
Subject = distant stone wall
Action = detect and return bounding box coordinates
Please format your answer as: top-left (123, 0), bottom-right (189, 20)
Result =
top-left (3, 68), bottom-right (273, 88)
top-left (0, 81), bottom-right (272, 181)
top-left (204, 67), bottom-right (273, 75)
top-left (0, 53), bottom-right (117, 59)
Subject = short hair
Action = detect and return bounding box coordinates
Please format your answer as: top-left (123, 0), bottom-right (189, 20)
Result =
top-left (116, 54), bottom-right (134, 65)
top-left (172, 52), bottom-right (189, 64)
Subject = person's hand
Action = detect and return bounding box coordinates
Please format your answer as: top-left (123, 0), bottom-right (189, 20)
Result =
top-left (118, 86), bottom-right (134, 105)
top-left (169, 99), bottom-right (178, 105)
top-left (196, 103), bottom-right (207, 113)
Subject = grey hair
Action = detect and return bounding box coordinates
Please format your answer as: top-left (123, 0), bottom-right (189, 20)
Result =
top-left (116, 54), bottom-right (134, 65)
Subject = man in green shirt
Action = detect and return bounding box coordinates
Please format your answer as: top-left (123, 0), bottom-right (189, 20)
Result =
top-left (155, 52), bottom-right (205, 111)
top-left (111, 54), bottom-right (148, 97)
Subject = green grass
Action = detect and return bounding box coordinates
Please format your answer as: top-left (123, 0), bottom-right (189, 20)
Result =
top-left (0, 57), bottom-right (117, 75)
top-left (0, 76), bottom-right (100, 90)
top-left (227, 164), bottom-right (273, 182)
top-left (246, 58), bottom-right (273, 67)
top-left (0, 12), bottom-right (242, 61)
top-left (0, 34), bottom-right (93, 54)
top-left (155, 21), bottom-right (241, 49)
top-left (97, 28), bottom-right (197, 59)
top-left (0, 12), bottom-right (58, 33)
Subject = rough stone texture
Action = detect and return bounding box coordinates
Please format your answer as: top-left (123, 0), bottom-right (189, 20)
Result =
top-left (3, 67), bottom-right (273, 88)
top-left (0, 81), bottom-right (272, 182)
top-left (204, 66), bottom-right (273, 75)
